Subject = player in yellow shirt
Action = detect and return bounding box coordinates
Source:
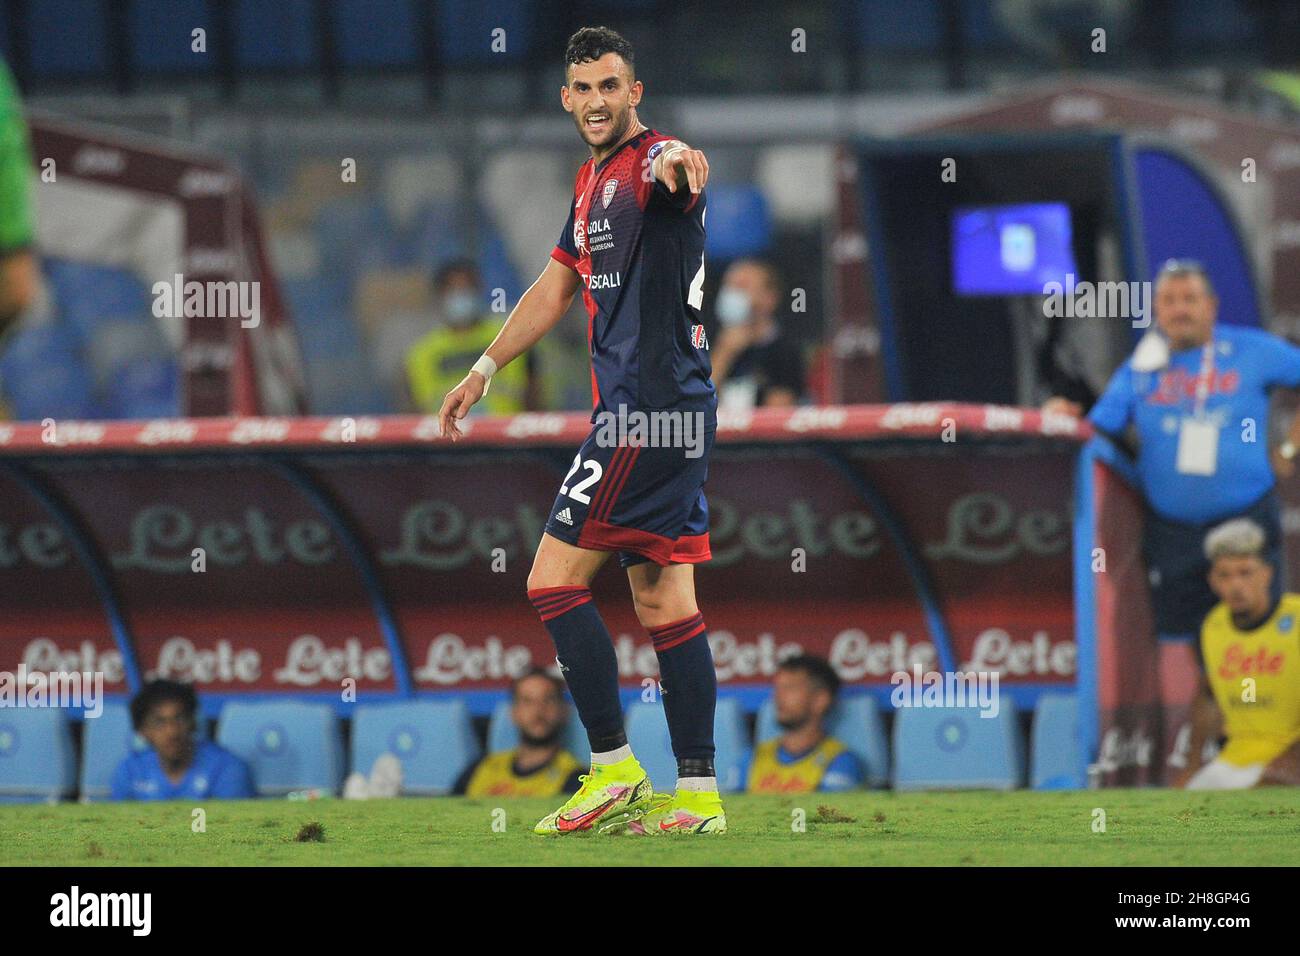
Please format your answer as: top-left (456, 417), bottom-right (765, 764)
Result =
top-left (454, 669), bottom-right (584, 798)
top-left (406, 260), bottom-right (531, 416)
top-left (1178, 518), bottom-right (1300, 789)
top-left (747, 655), bottom-right (865, 794)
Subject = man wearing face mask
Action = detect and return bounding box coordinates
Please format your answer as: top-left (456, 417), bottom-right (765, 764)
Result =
top-left (1046, 259), bottom-right (1300, 783)
top-left (709, 259), bottom-right (805, 410)
top-left (406, 259), bottom-right (531, 415)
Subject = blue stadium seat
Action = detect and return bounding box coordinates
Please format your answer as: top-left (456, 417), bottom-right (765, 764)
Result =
top-left (235, 0), bottom-right (318, 70)
top-left (0, 708), bottom-right (77, 802)
top-left (352, 699), bottom-right (479, 795)
top-left (333, 0), bottom-right (420, 68)
top-left (854, 0), bottom-right (941, 52)
top-left (216, 701), bottom-right (345, 796)
top-left (891, 704), bottom-right (1025, 790)
top-left (315, 198), bottom-right (392, 279)
top-left (403, 200), bottom-right (470, 271)
top-left (79, 700), bottom-right (145, 801)
top-left (436, 0), bottom-right (533, 65)
top-left (702, 185), bottom-right (773, 259)
top-left (44, 260), bottom-right (152, 337)
top-left (1170, 0), bottom-right (1256, 50)
top-left (486, 698), bottom-right (589, 764)
top-left (102, 357), bottom-right (180, 420)
top-left (624, 698), bottom-right (750, 793)
top-left (1031, 693), bottom-right (1085, 790)
top-left (26, 0), bottom-right (110, 77)
top-left (478, 228), bottom-right (523, 304)
top-left (0, 323), bottom-right (99, 420)
top-left (129, 0), bottom-right (214, 73)
top-left (756, 694), bottom-right (890, 788)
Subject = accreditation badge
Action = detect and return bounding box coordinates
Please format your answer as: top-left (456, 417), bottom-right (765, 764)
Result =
top-left (1175, 417), bottom-right (1219, 476)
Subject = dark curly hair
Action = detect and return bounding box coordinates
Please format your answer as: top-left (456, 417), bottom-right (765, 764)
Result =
top-left (564, 26), bottom-right (635, 78)
top-left (130, 679), bottom-right (198, 731)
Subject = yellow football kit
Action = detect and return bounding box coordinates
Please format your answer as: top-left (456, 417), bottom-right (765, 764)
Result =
top-left (1200, 593), bottom-right (1300, 767)
top-left (747, 737), bottom-right (848, 794)
top-left (463, 749), bottom-right (582, 798)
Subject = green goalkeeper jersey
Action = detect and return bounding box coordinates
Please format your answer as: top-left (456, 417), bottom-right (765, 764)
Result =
top-left (0, 58), bottom-right (33, 256)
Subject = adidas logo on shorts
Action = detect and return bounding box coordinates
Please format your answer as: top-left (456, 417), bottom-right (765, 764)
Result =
top-left (554, 507), bottom-right (574, 526)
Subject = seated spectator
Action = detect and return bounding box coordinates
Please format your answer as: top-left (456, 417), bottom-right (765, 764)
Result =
top-left (748, 655), bottom-right (865, 793)
top-left (111, 680), bottom-right (253, 801)
top-left (454, 669), bottom-right (584, 797)
top-left (405, 259), bottom-right (532, 415)
top-left (710, 258), bottom-right (804, 410)
top-left (1178, 519), bottom-right (1300, 789)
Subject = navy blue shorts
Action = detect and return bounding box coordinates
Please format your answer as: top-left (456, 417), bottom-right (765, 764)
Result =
top-left (543, 424), bottom-right (714, 568)
top-left (1143, 490), bottom-right (1284, 640)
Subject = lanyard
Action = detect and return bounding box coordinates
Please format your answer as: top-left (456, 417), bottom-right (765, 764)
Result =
top-left (1192, 339), bottom-right (1215, 420)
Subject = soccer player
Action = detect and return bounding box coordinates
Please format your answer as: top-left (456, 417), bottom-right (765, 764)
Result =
top-left (747, 656), bottom-right (866, 794)
top-left (111, 680), bottom-right (254, 801)
top-left (1050, 260), bottom-right (1300, 782)
top-left (0, 56), bottom-right (39, 341)
top-left (453, 669), bottom-right (584, 798)
top-left (1177, 519), bottom-right (1300, 789)
top-left (438, 26), bottom-right (723, 834)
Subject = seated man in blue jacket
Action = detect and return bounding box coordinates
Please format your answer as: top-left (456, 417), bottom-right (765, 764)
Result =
top-left (111, 680), bottom-right (253, 801)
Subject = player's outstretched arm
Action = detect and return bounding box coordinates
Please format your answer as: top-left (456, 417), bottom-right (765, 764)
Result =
top-left (438, 257), bottom-right (580, 440)
top-left (653, 139), bottom-right (709, 195)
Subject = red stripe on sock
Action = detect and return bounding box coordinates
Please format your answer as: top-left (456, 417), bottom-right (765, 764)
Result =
top-left (528, 586), bottom-right (593, 621)
top-left (649, 612), bottom-right (706, 651)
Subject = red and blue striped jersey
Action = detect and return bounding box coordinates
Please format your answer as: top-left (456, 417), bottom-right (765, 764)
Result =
top-left (551, 128), bottom-right (716, 419)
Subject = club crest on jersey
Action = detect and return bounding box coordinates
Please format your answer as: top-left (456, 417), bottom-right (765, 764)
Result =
top-left (602, 179), bottom-right (619, 209)
top-left (691, 323), bottom-right (708, 349)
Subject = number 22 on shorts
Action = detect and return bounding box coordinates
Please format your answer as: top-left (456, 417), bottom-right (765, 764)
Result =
top-left (560, 454), bottom-right (603, 504)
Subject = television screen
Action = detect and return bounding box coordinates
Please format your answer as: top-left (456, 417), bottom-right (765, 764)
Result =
top-left (951, 202), bottom-right (1077, 295)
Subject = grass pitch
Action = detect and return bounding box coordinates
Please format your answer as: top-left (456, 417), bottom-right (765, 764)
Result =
top-left (3, 789), bottom-right (1299, 866)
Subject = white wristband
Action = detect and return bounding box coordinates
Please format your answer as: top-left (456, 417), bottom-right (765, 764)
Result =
top-left (471, 354), bottom-right (496, 396)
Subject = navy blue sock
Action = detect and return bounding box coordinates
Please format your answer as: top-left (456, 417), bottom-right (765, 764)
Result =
top-left (529, 586), bottom-right (626, 752)
top-left (649, 612), bottom-right (716, 772)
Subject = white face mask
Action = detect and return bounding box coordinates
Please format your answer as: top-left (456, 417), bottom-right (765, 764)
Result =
top-left (1131, 329), bottom-right (1171, 372)
top-left (442, 291), bottom-right (480, 326)
top-left (715, 286), bottom-right (752, 327)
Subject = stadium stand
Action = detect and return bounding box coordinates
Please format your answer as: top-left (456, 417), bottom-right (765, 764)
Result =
top-left (891, 704), bottom-right (1027, 791)
top-left (756, 694), bottom-right (891, 789)
top-left (79, 699), bottom-right (211, 802)
top-left (1030, 693), bottom-right (1086, 790)
top-left (216, 701), bottom-right (346, 797)
top-left (624, 698), bottom-right (751, 794)
top-left (0, 707), bottom-right (77, 803)
top-left (486, 698), bottom-right (590, 764)
top-left (352, 699), bottom-right (480, 796)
